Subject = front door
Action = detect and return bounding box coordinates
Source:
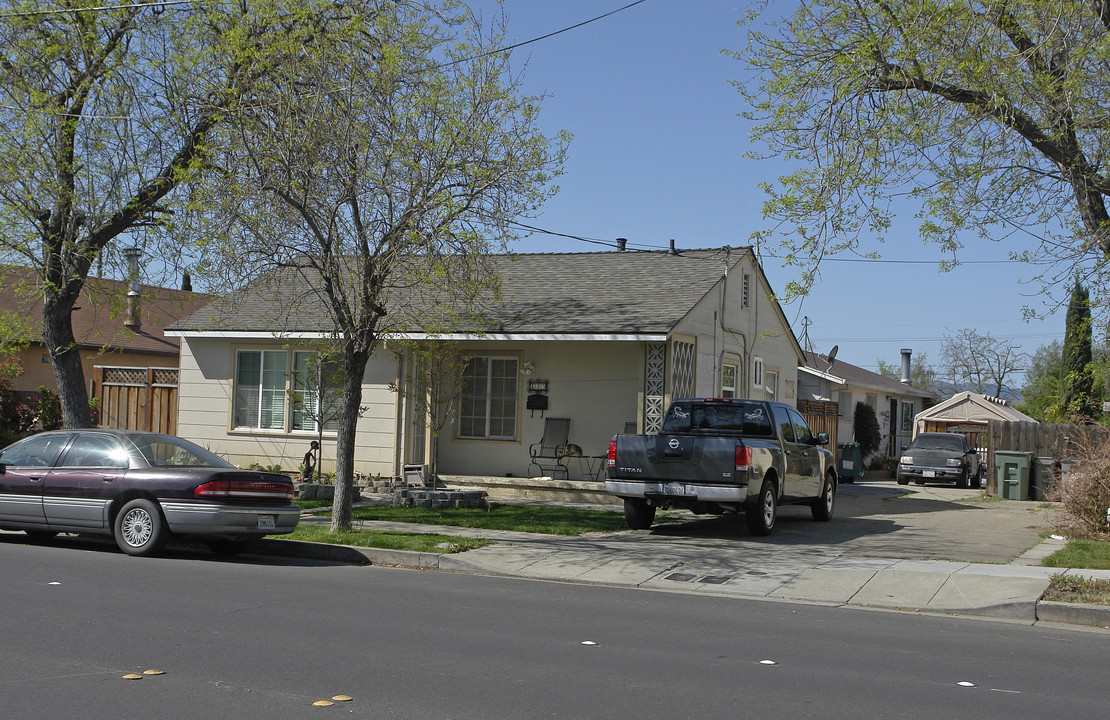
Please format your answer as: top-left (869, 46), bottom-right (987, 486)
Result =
top-left (43, 432), bottom-right (125, 529)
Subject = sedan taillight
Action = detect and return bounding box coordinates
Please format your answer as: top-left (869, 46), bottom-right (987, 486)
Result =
top-left (195, 477), bottom-right (294, 500)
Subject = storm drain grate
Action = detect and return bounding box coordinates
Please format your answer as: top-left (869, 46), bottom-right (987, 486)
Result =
top-left (664, 573), bottom-right (697, 583)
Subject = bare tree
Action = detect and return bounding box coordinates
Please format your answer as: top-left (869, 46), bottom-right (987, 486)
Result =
top-left (941, 329), bottom-right (1027, 397)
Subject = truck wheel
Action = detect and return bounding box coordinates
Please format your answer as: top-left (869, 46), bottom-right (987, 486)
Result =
top-left (811, 473), bottom-right (836, 521)
top-left (746, 479), bottom-right (777, 536)
top-left (623, 499), bottom-right (656, 530)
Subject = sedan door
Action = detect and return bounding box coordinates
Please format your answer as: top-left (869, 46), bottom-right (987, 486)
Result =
top-left (0, 433), bottom-right (71, 527)
top-left (43, 433), bottom-right (128, 530)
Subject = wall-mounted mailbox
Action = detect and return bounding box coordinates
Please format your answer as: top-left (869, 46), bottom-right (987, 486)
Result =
top-left (527, 394), bottom-right (549, 411)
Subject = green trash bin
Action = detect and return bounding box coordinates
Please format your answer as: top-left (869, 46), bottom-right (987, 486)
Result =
top-left (995, 451), bottom-right (1033, 500)
top-left (837, 442), bottom-right (864, 484)
top-left (1031, 457), bottom-right (1059, 501)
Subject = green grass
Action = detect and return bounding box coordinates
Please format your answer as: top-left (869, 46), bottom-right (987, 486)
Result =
top-left (286, 524), bottom-right (493, 553)
top-left (348, 503), bottom-right (629, 535)
top-left (1042, 539), bottom-right (1110, 570)
top-left (295, 499), bottom-right (333, 511)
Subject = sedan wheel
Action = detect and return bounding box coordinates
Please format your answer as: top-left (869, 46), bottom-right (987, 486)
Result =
top-left (114, 499), bottom-right (168, 557)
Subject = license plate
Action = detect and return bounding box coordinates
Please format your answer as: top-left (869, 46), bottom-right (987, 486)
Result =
top-left (257, 515), bottom-right (276, 530)
top-left (662, 482), bottom-right (686, 495)
top-left (923, 470), bottom-right (936, 478)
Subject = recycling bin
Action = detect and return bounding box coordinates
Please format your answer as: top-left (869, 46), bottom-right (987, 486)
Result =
top-left (1031, 457), bottom-right (1059, 501)
top-left (995, 450), bottom-right (1033, 500)
top-left (837, 442), bottom-right (864, 484)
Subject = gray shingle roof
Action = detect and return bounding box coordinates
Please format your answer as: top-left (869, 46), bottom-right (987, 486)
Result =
top-left (171, 248), bottom-right (750, 336)
top-left (804, 351), bottom-right (938, 400)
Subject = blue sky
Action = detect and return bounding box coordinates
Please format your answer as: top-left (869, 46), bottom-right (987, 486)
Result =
top-left (474, 0), bottom-right (1068, 380)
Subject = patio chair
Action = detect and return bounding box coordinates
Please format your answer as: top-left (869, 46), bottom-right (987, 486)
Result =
top-left (528, 417), bottom-right (571, 479)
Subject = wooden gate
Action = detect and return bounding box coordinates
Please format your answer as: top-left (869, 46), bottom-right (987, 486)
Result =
top-left (799, 399), bottom-right (840, 451)
top-left (92, 366), bottom-right (178, 435)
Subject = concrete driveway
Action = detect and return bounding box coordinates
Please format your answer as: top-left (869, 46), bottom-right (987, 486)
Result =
top-left (644, 478), bottom-right (1059, 565)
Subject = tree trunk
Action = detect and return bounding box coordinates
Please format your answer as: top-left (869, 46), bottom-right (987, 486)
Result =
top-left (41, 289), bottom-right (92, 428)
top-left (330, 348), bottom-right (369, 532)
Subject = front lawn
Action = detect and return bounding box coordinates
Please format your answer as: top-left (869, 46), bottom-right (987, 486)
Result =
top-left (1042, 539), bottom-right (1110, 570)
top-left (286, 524), bottom-right (493, 553)
top-left (348, 503), bottom-right (630, 535)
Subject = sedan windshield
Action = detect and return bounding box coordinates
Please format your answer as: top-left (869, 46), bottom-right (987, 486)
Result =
top-left (127, 435), bottom-right (235, 468)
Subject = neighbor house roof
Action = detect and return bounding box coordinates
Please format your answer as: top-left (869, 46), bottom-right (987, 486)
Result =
top-left (802, 351), bottom-right (939, 401)
top-left (169, 248), bottom-right (801, 354)
top-left (915, 390), bottom-right (1035, 424)
top-left (0, 266), bottom-right (212, 356)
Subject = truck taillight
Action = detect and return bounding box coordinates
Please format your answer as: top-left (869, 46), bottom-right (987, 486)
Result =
top-left (735, 445), bottom-right (751, 473)
top-left (608, 440), bottom-right (617, 467)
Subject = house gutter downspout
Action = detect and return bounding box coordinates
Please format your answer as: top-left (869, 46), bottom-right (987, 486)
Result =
top-left (718, 247), bottom-right (748, 396)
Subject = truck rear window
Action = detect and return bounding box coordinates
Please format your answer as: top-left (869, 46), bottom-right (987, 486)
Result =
top-left (661, 402), bottom-right (773, 436)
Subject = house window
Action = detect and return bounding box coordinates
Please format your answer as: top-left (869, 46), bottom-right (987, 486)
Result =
top-left (721, 364), bottom-right (738, 398)
top-left (753, 356), bottom-right (764, 390)
top-left (292, 351), bottom-right (341, 433)
top-left (765, 370), bottom-right (778, 401)
top-left (902, 401), bottom-right (915, 431)
top-left (459, 356), bottom-right (518, 439)
top-left (839, 391), bottom-right (853, 420)
top-left (234, 350), bottom-right (287, 430)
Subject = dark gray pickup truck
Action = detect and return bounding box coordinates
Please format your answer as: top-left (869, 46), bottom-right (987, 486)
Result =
top-left (605, 398), bottom-right (837, 536)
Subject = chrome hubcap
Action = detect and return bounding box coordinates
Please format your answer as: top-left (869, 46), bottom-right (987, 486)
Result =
top-left (121, 508), bottom-right (152, 547)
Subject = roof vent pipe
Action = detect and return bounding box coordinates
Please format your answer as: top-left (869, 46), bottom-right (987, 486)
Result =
top-left (667, 239), bottom-right (678, 255)
top-left (900, 348), bottom-right (912, 385)
top-left (616, 237), bottom-right (627, 251)
top-left (123, 247), bottom-right (142, 332)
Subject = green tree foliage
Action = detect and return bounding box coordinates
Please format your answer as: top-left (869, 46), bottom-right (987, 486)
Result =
top-left (200, 1), bottom-right (566, 531)
top-left (1062, 278), bottom-right (1098, 419)
top-left (1017, 340), bottom-right (1065, 421)
top-left (0, 0), bottom-right (334, 427)
top-left (853, 401), bottom-right (882, 457)
top-left (734, 1), bottom-right (1110, 304)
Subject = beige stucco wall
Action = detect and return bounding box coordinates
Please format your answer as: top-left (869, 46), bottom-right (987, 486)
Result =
top-left (177, 336), bottom-right (399, 476)
top-left (671, 255), bottom-right (801, 402)
top-left (11, 345), bottom-right (177, 395)
top-left (432, 340), bottom-right (644, 478)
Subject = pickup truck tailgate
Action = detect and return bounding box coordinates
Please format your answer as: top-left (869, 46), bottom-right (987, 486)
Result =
top-left (610, 434), bottom-right (744, 484)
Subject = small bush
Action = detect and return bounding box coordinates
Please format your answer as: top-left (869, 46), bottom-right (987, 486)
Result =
top-left (1052, 430), bottom-right (1110, 540)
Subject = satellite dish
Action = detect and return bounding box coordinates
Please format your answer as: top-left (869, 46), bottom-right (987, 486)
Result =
top-left (826, 344), bottom-right (838, 369)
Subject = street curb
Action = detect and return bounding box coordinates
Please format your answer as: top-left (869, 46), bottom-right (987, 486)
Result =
top-left (1036, 600), bottom-right (1110, 628)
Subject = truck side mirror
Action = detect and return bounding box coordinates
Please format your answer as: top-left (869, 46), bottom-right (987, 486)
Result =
top-left (815, 432), bottom-right (829, 446)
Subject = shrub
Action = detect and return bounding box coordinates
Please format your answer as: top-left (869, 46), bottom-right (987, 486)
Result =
top-left (1052, 429), bottom-right (1110, 539)
top-left (853, 401), bottom-right (882, 457)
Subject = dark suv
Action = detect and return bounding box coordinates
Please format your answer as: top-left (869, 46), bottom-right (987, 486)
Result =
top-left (896, 432), bottom-right (981, 489)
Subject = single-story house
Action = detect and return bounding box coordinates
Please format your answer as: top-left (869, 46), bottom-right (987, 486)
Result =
top-left (800, 349), bottom-right (940, 461)
top-left (167, 246), bottom-right (807, 480)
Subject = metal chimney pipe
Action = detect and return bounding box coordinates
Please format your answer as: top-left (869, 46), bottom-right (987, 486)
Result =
top-left (667, 239), bottom-right (678, 255)
top-left (900, 348), bottom-right (912, 385)
top-left (616, 238), bottom-right (627, 251)
top-left (123, 247), bottom-right (142, 332)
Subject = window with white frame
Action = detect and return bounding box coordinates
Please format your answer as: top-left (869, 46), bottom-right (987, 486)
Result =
top-left (765, 370), bottom-right (778, 401)
top-left (458, 356), bottom-right (518, 439)
top-left (721, 364), bottom-right (738, 398)
top-left (234, 350), bottom-right (288, 430)
top-left (292, 351), bottom-right (341, 433)
top-left (753, 356), bottom-right (764, 391)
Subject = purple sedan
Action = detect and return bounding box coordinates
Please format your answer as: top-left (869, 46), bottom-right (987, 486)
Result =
top-left (0, 429), bottom-right (300, 556)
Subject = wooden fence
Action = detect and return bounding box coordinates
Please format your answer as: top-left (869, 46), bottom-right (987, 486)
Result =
top-left (799, 399), bottom-right (840, 450)
top-left (92, 366), bottom-right (179, 435)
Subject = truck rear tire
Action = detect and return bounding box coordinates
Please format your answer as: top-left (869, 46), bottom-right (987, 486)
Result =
top-left (623, 498), bottom-right (656, 530)
top-left (746, 479), bottom-right (777, 536)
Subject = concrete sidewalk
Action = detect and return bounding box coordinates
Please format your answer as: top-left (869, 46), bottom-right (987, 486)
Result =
top-left (267, 504), bottom-right (1110, 629)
